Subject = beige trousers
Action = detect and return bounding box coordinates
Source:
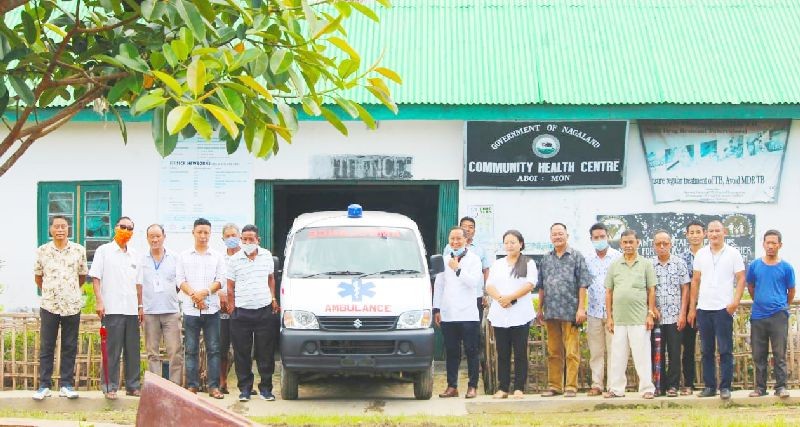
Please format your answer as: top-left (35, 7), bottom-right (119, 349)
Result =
top-left (608, 324), bottom-right (655, 395)
top-left (143, 313), bottom-right (184, 386)
top-left (587, 316), bottom-right (613, 390)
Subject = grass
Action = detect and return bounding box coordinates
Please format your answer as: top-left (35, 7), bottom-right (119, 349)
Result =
top-left (0, 407), bottom-right (138, 424)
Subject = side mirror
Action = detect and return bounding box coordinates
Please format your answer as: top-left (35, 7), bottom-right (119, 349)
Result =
top-left (429, 254), bottom-right (444, 276)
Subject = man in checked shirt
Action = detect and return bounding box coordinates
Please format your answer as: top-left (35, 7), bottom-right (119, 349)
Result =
top-left (177, 218), bottom-right (226, 399)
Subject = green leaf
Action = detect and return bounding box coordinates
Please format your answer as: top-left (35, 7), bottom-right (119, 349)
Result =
top-left (119, 43), bottom-right (139, 59)
top-left (269, 49), bottom-right (294, 74)
top-left (109, 105), bottom-right (128, 145)
top-left (249, 126), bottom-right (275, 157)
top-left (289, 68), bottom-right (306, 95)
top-left (276, 101), bottom-right (298, 131)
top-left (187, 58), bottom-right (206, 97)
top-left (176, 0), bottom-right (206, 42)
top-left (179, 27), bottom-right (195, 53)
top-left (170, 39), bottom-right (188, 62)
top-left (328, 37), bottom-right (360, 61)
top-left (201, 103), bottom-right (243, 139)
top-left (141, 0), bottom-right (168, 21)
top-left (8, 75), bottom-right (34, 106)
top-left (353, 103), bottom-right (377, 129)
top-left (107, 76), bottom-right (136, 104)
top-left (0, 88), bottom-right (10, 117)
top-left (337, 59), bottom-right (359, 79)
top-left (166, 105), bottom-right (193, 134)
top-left (152, 71), bottom-right (184, 95)
top-left (301, 0), bottom-right (322, 36)
top-left (162, 44), bottom-right (178, 67)
top-left (193, 0), bottom-right (217, 24)
top-left (21, 11), bottom-right (37, 45)
top-left (366, 85), bottom-right (398, 114)
top-left (374, 67), bottom-right (402, 84)
top-left (189, 109), bottom-right (213, 140)
top-left (220, 125), bottom-right (242, 154)
top-left (219, 87), bottom-right (245, 117)
top-left (333, 96), bottom-right (358, 119)
top-left (320, 107), bottom-right (348, 136)
top-left (312, 14), bottom-right (344, 39)
top-left (133, 92), bottom-right (168, 114)
top-left (351, 2), bottom-right (381, 23)
top-left (237, 75), bottom-right (273, 101)
top-left (93, 54), bottom-right (124, 68)
top-left (150, 52), bottom-right (166, 71)
top-left (152, 105), bottom-right (179, 157)
top-left (301, 97), bottom-right (321, 116)
top-left (368, 77), bottom-right (391, 97)
top-left (376, 0), bottom-right (392, 7)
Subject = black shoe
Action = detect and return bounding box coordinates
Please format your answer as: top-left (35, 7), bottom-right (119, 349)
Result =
top-left (698, 388), bottom-right (717, 397)
top-left (720, 389), bottom-right (731, 400)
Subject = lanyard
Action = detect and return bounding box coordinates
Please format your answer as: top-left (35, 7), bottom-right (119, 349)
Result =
top-left (152, 252), bottom-right (165, 271)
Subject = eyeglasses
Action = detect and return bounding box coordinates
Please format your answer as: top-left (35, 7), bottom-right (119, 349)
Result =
top-left (117, 225), bottom-right (134, 231)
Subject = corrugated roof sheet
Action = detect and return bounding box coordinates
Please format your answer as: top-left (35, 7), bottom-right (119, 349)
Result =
top-left (4, 0), bottom-right (800, 106)
top-left (342, 0), bottom-right (800, 105)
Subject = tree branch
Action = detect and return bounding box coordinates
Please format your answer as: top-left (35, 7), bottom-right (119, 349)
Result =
top-left (0, 0), bottom-right (30, 16)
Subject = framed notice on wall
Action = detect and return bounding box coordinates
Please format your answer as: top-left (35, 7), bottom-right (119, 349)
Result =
top-left (640, 120), bottom-right (790, 203)
top-left (464, 121), bottom-right (628, 188)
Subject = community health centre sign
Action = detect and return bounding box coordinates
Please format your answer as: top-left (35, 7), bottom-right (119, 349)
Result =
top-left (465, 121), bottom-right (628, 188)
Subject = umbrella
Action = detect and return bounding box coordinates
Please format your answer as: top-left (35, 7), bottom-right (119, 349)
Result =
top-left (99, 326), bottom-right (110, 393)
top-left (652, 325), bottom-right (662, 395)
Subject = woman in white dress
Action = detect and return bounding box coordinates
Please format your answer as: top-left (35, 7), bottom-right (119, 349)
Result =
top-left (485, 230), bottom-right (538, 398)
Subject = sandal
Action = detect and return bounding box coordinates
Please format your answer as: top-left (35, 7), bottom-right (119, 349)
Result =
top-left (126, 389), bottom-right (141, 397)
top-left (666, 388), bottom-right (678, 397)
top-left (541, 389), bottom-right (561, 397)
top-left (749, 390), bottom-right (767, 397)
top-left (209, 388), bottom-right (224, 399)
top-left (604, 391), bottom-right (625, 398)
top-left (104, 391), bottom-right (118, 400)
top-left (564, 390), bottom-right (577, 397)
top-left (643, 392), bottom-right (654, 399)
top-left (511, 390), bottom-right (524, 399)
top-left (680, 387), bottom-right (693, 396)
top-left (492, 390), bottom-right (508, 399)
top-left (587, 387), bottom-right (603, 396)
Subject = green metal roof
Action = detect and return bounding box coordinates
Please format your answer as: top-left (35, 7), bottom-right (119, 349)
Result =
top-left (343, 0), bottom-right (800, 105)
top-left (4, 0), bottom-right (800, 109)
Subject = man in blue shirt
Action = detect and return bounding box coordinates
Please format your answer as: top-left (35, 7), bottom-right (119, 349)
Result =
top-left (746, 229), bottom-right (795, 398)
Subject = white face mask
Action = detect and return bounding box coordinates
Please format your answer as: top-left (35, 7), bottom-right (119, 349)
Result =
top-left (241, 243), bottom-right (258, 255)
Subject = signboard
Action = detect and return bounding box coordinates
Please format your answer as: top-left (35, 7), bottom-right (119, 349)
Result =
top-left (640, 120), bottom-right (790, 203)
top-left (158, 135), bottom-right (253, 233)
top-left (465, 121), bottom-right (628, 188)
top-left (597, 212), bottom-right (756, 265)
top-left (311, 155), bottom-right (413, 180)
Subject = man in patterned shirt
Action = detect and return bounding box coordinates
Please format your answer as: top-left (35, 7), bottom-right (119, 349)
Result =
top-left (585, 223), bottom-right (621, 396)
top-left (33, 215), bottom-right (88, 400)
top-left (651, 230), bottom-right (690, 397)
top-left (536, 223), bottom-right (591, 397)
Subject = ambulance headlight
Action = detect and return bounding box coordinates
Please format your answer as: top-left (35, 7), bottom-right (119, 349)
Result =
top-left (396, 310), bottom-right (432, 329)
top-left (283, 310), bottom-right (319, 329)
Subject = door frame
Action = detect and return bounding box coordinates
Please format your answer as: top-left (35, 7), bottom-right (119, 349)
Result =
top-left (254, 180), bottom-right (459, 256)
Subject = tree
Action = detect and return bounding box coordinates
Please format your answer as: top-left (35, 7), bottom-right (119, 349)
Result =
top-left (0, 0), bottom-right (400, 177)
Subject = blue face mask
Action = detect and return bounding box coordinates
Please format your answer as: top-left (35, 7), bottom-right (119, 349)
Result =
top-left (224, 237), bottom-right (240, 249)
top-left (592, 239), bottom-right (609, 251)
top-left (451, 247), bottom-right (466, 258)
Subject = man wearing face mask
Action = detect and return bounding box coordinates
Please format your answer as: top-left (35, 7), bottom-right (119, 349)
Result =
top-left (89, 216), bottom-right (141, 400)
top-left (219, 223), bottom-right (240, 394)
top-left (585, 223), bottom-right (621, 396)
top-left (226, 224), bottom-right (279, 402)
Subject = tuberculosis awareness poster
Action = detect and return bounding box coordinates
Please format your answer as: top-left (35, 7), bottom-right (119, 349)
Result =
top-left (640, 120), bottom-right (790, 203)
top-left (465, 121), bottom-right (627, 188)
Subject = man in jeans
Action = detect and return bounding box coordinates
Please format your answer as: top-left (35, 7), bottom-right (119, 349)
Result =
top-left (226, 224), bottom-right (279, 402)
top-left (585, 222), bottom-right (621, 396)
top-left (679, 220), bottom-right (705, 395)
top-left (177, 218), bottom-right (226, 399)
top-left (33, 215), bottom-right (88, 400)
top-left (746, 229), bottom-right (795, 398)
top-left (687, 220), bottom-right (745, 400)
top-left (137, 224), bottom-right (183, 385)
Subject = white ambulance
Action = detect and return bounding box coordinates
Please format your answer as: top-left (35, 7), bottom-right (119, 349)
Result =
top-left (279, 205), bottom-right (441, 400)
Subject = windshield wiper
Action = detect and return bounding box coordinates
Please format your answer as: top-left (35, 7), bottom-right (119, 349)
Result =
top-left (301, 270), bottom-right (364, 278)
top-left (360, 269), bottom-right (422, 278)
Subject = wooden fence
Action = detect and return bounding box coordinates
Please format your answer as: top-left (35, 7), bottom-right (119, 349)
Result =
top-left (3, 303), bottom-right (798, 392)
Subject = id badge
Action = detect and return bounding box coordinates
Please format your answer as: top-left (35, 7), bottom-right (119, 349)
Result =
top-left (153, 276), bottom-right (164, 293)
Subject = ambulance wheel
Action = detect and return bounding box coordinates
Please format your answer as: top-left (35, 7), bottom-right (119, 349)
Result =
top-left (413, 364), bottom-right (433, 400)
top-left (280, 365), bottom-right (299, 400)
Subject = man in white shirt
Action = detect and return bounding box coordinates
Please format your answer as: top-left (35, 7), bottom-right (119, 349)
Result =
top-left (176, 218), bottom-right (226, 399)
top-left (226, 224), bottom-right (279, 402)
top-left (687, 220), bottom-right (745, 400)
top-left (433, 226), bottom-right (483, 399)
top-left (137, 224), bottom-right (182, 385)
top-left (585, 222), bottom-right (621, 396)
top-left (89, 216), bottom-right (141, 400)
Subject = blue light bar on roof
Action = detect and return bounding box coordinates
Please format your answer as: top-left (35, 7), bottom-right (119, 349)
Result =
top-left (347, 204), bottom-right (363, 218)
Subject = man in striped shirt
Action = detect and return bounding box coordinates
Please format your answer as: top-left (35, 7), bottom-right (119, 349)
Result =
top-left (177, 218), bottom-right (226, 399)
top-left (226, 224), bottom-right (279, 402)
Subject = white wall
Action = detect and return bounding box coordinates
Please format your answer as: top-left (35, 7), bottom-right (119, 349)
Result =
top-left (1, 119), bottom-right (798, 310)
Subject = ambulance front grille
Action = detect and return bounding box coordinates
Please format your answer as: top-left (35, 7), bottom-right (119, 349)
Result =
top-left (317, 316), bottom-right (398, 331)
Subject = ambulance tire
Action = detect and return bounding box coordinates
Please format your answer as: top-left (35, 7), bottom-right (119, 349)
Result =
top-left (280, 365), bottom-right (299, 400)
top-left (413, 364), bottom-right (433, 400)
